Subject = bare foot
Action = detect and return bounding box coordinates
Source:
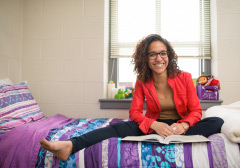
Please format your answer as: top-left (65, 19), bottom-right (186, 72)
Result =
top-left (40, 139), bottom-right (73, 161)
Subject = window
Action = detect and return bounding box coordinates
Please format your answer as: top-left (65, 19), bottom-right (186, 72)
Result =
top-left (109, 0), bottom-right (211, 87)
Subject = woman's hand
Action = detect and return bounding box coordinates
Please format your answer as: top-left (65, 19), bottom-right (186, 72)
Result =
top-left (150, 121), bottom-right (174, 138)
top-left (170, 122), bottom-right (190, 135)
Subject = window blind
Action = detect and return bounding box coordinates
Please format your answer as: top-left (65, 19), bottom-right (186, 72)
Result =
top-left (110, 0), bottom-right (211, 59)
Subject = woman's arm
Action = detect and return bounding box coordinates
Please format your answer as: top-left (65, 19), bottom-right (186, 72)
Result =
top-left (177, 73), bottom-right (202, 126)
top-left (129, 80), bottom-right (155, 134)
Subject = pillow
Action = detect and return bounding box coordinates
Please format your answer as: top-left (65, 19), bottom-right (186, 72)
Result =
top-left (0, 78), bottom-right (14, 85)
top-left (0, 83), bottom-right (45, 134)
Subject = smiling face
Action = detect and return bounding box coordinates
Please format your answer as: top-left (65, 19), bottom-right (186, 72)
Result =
top-left (148, 41), bottom-right (169, 76)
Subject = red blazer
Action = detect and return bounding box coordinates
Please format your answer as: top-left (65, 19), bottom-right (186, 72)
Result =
top-left (129, 71), bottom-right (202, 134)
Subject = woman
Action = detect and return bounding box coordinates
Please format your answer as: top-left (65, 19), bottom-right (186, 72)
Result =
top-left (40, 34), bottom-right (223, 161)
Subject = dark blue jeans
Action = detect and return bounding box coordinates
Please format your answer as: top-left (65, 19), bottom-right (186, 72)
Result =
top-left (70, 117), bottom-right (223, 154)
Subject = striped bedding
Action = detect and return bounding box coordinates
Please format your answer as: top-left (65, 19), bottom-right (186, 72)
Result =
top-left (37, 118), bottom-right (240, 168)
top-left (0, 83), bottom-right (45, 134)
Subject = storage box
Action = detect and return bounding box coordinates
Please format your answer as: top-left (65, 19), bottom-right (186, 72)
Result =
top-left (196, 85), bottom-right (219, 100)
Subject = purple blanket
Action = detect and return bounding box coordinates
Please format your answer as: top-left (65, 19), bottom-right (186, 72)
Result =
top-left (0, 114), bottom-right (77, 168)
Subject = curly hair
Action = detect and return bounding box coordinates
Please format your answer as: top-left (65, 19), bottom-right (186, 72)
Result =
top-left (132, 34), bottom-right (181, 83)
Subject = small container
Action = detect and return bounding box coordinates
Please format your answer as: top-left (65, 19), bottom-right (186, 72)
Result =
top-left (196, 85), bottom-right (219, 100)
top-left (107, 83), bottom-right (115, 99)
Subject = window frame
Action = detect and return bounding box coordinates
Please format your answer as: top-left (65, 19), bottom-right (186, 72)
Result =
top-left (109, 0), bottom-right (211, 87)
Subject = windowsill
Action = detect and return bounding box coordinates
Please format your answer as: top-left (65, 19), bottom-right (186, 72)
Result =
top-left (99, 99), bottom-right (223, 110)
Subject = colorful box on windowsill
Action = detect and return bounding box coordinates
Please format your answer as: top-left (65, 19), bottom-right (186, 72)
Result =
top-left (196, 85), bottom-right (219, 100)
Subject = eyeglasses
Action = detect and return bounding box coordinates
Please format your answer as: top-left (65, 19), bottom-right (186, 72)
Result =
top-left (148, 51), bottom-right (169, 60)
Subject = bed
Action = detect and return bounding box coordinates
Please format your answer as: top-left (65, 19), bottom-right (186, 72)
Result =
top-left (1, 115), bottom-right (240, 168)
top-left (1, 82), bottom-right (240, 168)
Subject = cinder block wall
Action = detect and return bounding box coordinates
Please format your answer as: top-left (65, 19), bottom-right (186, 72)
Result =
top-left (211, 0), bottom-right (240, 105)
top-left (0, 0), bottom-right (22, 84)
top-left (21, 0), bottom-right (129, 118)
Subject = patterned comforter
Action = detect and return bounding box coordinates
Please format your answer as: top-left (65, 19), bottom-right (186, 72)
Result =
top-left (36, 118), bottom-right (240, 168)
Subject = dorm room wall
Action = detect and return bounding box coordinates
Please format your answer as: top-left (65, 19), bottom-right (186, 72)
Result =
top-left (0, 0), bottom-right (239, 119)
top-left (0, 0), bottom-right (22, 84)
top-left (211, 0), bottom-right (240, 105)
top-left (20, 0), bottom-right (130, 119)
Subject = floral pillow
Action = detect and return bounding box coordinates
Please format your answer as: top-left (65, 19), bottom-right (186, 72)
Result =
top-left (0, 83), bottom-right (45, 134)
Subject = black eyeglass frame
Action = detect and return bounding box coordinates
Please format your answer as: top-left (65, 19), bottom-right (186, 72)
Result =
top-left (147, 50), bottom-right (169, 59)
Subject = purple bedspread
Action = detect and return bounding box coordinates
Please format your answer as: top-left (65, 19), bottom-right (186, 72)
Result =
top-left (0, 114), bottom-right (77, 168)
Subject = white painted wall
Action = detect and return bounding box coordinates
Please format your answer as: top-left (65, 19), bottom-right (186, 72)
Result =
top-left (0, 0), bottom-right (22, 84)
top-left (211, 0), bottom-right (240, 105)
top-left (21, 0), bottom-right (129, 119)
top-left (0, 0), bottom-right (239, 119)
